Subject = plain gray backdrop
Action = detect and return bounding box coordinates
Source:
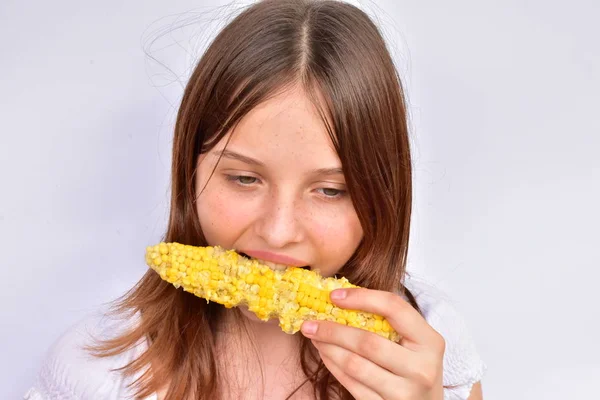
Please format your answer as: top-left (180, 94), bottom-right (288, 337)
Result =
top-left (1, 0), bottom-right (598, 398)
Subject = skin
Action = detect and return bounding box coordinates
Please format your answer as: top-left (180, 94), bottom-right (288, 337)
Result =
top-left (190, 85), bottom-right (482, 399)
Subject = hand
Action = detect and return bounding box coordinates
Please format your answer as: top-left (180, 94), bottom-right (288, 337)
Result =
top-left (300, 288), bottom-right (445, 400)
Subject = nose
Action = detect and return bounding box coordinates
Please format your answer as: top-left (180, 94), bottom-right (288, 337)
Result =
top-left (254, 190), bottom-right (304, 249)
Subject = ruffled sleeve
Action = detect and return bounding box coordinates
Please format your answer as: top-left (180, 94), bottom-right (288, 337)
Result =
top-left (24, 310), bottom-right (152, 400)
top-left (403, 275), bottom-right (487, 400)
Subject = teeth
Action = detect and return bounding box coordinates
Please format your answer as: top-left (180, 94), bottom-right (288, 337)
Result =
top-left (260, 260), bottom-right (290, 271)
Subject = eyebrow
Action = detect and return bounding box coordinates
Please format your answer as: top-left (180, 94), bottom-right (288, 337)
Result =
top-left (212, 149), bottom-right (264, 166)
top-left (212, 149), bottom-right (344, 176)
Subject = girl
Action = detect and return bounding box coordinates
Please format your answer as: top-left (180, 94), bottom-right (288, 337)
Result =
top-left (26, 0), bottom-right (486, 399)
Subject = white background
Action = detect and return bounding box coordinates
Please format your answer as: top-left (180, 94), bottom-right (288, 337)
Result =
top-left (1, 0), bottom-right (598, 398)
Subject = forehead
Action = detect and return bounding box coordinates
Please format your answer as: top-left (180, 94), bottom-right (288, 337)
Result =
top-left (222, 86), bottom-right (338, 158)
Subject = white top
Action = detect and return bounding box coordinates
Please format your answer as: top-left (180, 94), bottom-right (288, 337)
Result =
top-left (24, 276), bottom-right (486, 400)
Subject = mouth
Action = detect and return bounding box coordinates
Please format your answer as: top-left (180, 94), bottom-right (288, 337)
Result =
top-left (238, 252), bottom-right (310, 271)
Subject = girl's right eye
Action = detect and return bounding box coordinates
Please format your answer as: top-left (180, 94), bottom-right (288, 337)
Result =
top-left (226, 175), bottom-right (259, 186)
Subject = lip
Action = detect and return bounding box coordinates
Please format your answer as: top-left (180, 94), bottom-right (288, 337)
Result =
top-left (239, 250), bottom-right (308, 267)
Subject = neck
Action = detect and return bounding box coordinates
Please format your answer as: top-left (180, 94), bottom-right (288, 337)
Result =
top-left (219, 306), bottom-right (301, 360)
top-left (215, 307), bottom-right (313, 398)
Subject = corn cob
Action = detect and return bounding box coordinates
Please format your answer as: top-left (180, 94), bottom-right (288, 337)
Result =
top-left (145, 242), bottom-right (400, 341)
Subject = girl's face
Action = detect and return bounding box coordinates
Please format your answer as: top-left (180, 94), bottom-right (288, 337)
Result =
top-left (195, 86), bottom-right (363, 281)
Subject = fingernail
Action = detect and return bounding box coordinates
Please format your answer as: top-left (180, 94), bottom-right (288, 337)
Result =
top-left (330, 289), bottom-right (346, 300)
top-left (302, 321), bottom-right (318, 335)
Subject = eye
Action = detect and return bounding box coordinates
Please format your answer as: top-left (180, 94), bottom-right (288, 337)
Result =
top-left (317, 187), bottom-right (345, 198)
top-left (238, 176), bottom-right (257, 185)
top-left (226, 175), bottom-right (259, 185)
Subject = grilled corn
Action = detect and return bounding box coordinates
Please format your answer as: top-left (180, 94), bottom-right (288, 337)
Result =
top-left (145, 242), bottom-right (400, 341)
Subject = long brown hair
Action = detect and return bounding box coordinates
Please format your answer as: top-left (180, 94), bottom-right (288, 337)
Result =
top-left (92, 1), bottom-right (421, 399)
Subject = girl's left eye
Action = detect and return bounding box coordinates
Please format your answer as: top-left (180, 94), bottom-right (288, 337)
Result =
top-left (317, 187), bottom-right (345, 198)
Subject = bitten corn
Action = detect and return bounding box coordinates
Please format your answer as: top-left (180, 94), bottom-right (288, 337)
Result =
top-left (145, 242), bottom-right (400, 341)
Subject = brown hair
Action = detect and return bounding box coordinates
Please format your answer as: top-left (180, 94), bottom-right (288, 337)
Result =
top-left (92, 0), bottom-right (421, 399)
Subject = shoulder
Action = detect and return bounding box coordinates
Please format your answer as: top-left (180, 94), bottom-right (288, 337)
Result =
top-left (403, 275), bottom-right (487, 400)
top-left (24, 308), bottom-right (150, 400)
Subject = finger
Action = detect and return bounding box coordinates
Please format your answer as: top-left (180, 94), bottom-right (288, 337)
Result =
top-left (313, 340), bottom-right (404, 400)
top-left (329, 287), bottom-right (443, 349)
top-left (315, 342), bottom-right (384, 400)
top-left (302, 320), bottom-right (416, 377)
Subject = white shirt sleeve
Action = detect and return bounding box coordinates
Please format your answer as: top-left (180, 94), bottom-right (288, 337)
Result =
top-left (24, 310), bottom-right (153, 400)
top-left (404, 275), bottom-right (487, 400)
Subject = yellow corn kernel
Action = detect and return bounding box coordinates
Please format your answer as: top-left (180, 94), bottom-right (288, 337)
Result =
top-left (145, 242), bottom-right (401, 342)
top-left (320, 291), bottom-right (328, 302)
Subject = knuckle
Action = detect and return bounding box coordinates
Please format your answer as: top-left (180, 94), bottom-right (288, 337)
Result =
top-left (318, 322), bottom-right (334, 339)
top-left (357, 331), bottom-right (382, 356)
top-left (389, 292), bottom-right (406, 312)
top-left (404, 357), bottom-right (438, 388)
top-left (414, 357), bottom-right (443, 389)
top-left (344, 352), bottom-right (365, 378)
top-left (415, 367), bottom-right (437, 388)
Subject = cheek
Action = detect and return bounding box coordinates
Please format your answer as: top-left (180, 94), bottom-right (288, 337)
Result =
top-left (307, 205), bottom-right (363, 275)
top-left (196, 186), bottom-right (253, 248)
